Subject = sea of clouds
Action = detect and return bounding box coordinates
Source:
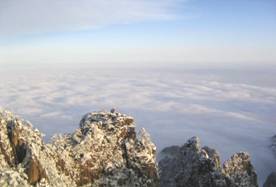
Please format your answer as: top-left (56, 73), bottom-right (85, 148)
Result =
top-left (0, 65), bottom-right (276, 184)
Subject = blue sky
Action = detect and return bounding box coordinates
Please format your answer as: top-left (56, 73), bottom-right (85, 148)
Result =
top-left (0, 0), bottom-right (275, 66)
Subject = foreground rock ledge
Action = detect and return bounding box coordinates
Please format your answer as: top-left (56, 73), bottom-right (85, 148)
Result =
top-left (0, 110), bottom-right (158, 187)
top-left (0, 109), bottom-right (260, 187)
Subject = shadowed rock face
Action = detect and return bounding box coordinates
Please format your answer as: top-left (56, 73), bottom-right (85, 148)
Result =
top-left (159, 137), bottom-right (259, 187)
top-left (263, 172), bottom-right (276, 187)
top-left (266, 136), bottom-right (276, 187)
top-left (270, 135), bottom-right (276, 157)
top-left (0, 110), bottom-right (158, 187)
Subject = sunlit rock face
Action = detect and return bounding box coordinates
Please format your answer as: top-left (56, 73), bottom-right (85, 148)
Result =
top-left (52, 111), bottom-right (159, 187)
top-left (0, 110), bottom-right (71, 187)
top-left (0, 109), bottom-right (263, 187)
top-left (159, 137), bottom-right (259, 187)
top-left (0, 110), bottom-right (158, 187)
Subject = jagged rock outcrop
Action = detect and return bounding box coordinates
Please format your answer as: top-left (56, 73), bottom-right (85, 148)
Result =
top-left (0, 109), bottom-right (158, 187)
top-left (263, 172), bottom-right (276, 187)
top-left (270, 135), bottom-right (276, 156)
top-left (0, 109), bottom-right (263, 187)
top-left (159, 136), bottom-right (258, 187)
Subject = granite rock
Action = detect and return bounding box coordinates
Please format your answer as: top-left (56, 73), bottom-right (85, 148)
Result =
top-left (159, 136), bottom-right (259, 187)
top-left (263, 172), bottom-right (276, 187)
top-left (0, 110), bottom-right (158, 187)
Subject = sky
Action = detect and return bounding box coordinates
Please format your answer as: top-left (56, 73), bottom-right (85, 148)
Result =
top-left (0, 0), bottom-right (276, 67)
top-left (0, 1), bottom-right (276, 184)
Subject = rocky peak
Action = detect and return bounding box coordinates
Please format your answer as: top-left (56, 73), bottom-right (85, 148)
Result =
top-left (263, 172), bottom-right (276, 187)
top-left (159, 136), bottom-right (259, 187)
top-left (0, 109), bottom-right (265, 187)
top-left (270, 135), bottom-right (276, 157)
top-left (0, 109), bottom-right (158, 187)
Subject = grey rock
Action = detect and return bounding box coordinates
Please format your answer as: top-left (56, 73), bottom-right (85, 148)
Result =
top-left (0, 109), bottom-right (262, 187)
top-left (223, 152), bottom-right (258, 187)
top-left (159, 136), bottom-right (259, 187)
top-left (270, 135), bottom-right (276, 156)
top-left (110, 108), bottom-right (116, 113)
top-left (263, 172), bottom-right (276, 187)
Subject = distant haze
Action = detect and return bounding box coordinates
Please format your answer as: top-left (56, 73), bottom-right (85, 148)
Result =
top-left (1, 66), bottom-right (276, 185)
top-left (1, 1), bottom-right (276, 186)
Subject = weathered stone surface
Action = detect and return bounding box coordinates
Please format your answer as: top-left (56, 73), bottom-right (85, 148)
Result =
top-left (263, 172), bottom-right (276, 187)
top-left (159, 136), bottom-right (259, 187)
top-left (223, 152), bottom-right (258, 187)
top-left (270, 135), bottom-right (276, 156)
top-left (0, 109), bottom-right (264, 187)
top-left (52, 111), bottom-right (158, 187)
top-left (0, 168), bottom-right (29, 187)
top-left (0, 109), bottom-right (158, 187)
top-left (0, 110), bottom-right (74, 187)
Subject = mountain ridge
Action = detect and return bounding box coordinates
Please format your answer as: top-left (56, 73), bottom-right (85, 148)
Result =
top-left (0, 109), bottom-right (271, 187)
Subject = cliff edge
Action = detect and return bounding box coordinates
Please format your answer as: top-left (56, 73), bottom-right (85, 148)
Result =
top-left (159, 137), bottom-right (258, 187)
top-left (0, 109), bottom-right (261, 187)
top-left (0, 110), bottom-right (158, 187)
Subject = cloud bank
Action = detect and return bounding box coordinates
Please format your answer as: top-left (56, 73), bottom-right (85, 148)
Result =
top-left (0, 0), bottom-right (182, 35)
top-left (1, 66), bottom-right (276, 122)
top-left (0, 66), bottom-right (276, 184)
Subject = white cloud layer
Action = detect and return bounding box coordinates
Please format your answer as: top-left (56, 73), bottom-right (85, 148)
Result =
top-left (0, 0), bottom-right (181, 35)
top-left (1, 66), bottom-right (276, 121)
top-left (0, 66), bottom-right (276, 184)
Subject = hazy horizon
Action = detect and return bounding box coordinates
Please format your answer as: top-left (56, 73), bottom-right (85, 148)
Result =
top-left (1, 65), bottom-right (276, 185)
top-left (1, 0), bottom-right (276, 185)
